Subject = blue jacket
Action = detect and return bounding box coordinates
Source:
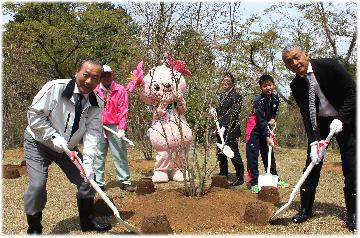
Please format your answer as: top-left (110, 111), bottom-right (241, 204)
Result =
top-left (246, 93), bottom-right (279, 140)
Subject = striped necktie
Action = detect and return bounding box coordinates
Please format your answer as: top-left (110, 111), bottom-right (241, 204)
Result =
top-left (307, 72), bottom-right (317, 131)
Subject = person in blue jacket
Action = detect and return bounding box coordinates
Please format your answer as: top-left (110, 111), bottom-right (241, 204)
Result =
top-left (245, 74), bottom-right (288, 193)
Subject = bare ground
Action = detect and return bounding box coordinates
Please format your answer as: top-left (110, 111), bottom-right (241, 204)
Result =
top-left (1, 143), bottom-right (354, 235)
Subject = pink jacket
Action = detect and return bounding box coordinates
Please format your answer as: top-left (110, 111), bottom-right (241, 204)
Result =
top-left (95, 82), bottom-right (129, 130)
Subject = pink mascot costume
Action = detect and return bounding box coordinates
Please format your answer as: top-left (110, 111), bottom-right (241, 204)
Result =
top-left (127, 56), bottom-right (193, 182)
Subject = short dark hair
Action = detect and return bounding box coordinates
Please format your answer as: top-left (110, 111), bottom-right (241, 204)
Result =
top-left (76, 58), bottom-right (103, 72)
top-left (259, 74), bottom-right (275, 86)
top-left (222, 72), bottom-right (235, 84)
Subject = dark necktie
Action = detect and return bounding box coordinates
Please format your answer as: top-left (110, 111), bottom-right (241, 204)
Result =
top-left (70, 93), bottom-right (83, 137)
top-left (307, 72), bottom-right (317, 131)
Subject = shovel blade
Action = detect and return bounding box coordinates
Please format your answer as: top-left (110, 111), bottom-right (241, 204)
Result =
top-left (271, 201), bottom-right (292, 220)
top-left (114, 213), bottom-right (142, 234)
top-left (217, 143), bottom-right (234, 158)
top-left (258, 174), bottom-right (278, 190)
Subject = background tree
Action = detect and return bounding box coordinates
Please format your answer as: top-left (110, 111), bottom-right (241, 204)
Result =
top-left (2, 2), bottom-right (141, 148)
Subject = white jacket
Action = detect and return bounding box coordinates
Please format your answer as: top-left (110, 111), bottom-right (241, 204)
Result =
top-left (26, 79), bottom-right (103, 165)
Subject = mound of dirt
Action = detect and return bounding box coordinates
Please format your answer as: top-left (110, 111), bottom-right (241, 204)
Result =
top-left (3, 164), bottom-right (21, 179)
top-left (141, 214), bottom-right (173, 234)
top-left (211, 175), bottom-right (229, 188)
top-left (111, 186), bottom-right (274, 233)
top-left (136, 178), bottom-right (155, 195)
top-left (244, 201), bottom-right (273, 225)
top-left (258, 186), bottom-right (280, 205)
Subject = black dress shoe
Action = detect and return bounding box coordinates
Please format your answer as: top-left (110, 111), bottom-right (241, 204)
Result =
top-left (346, 213), bottom-right (356, 232)
top-left (81, 217), bottom-right (112, 232)
top-left (230, 177), bottom-right (244, 187)
top-left (26, 212), bottom-right (43, 234)
top-left (292, 208), bottom-right (311, 223)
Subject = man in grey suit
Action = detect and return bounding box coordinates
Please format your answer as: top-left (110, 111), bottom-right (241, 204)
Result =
top-left (24, 59), bottom-right (111, 234)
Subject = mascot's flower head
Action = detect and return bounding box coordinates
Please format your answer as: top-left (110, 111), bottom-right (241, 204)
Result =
top-left (126, 61), bottom-right (144, 92)
top-left (165, 55), bottom-right (192, 77)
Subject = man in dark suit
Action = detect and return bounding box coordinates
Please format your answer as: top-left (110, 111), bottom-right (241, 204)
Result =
top-left (215, 72), bottom-right (244, 187)
top-left (282, 43), bottom-right (356, 231)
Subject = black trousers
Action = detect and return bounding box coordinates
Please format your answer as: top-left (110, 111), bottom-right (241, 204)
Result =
top-left (216, 137), bottom-right (244, 179)
top-left (302, 116), bottom-right (356, 198)
top-left (246, 131), bottom-right (278, 186)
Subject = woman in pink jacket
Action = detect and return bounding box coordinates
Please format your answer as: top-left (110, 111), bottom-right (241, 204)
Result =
top-left (93, 65), bottom-right (135, 192)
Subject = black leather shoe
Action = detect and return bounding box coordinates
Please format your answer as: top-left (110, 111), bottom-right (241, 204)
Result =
top-left (346, 213), bottom-right (356, 232)
top-left (27, 212), bottom-right (43, 234)
top-left (230, 177), bottom-right (244, 187)
top-left (81, 217), bottom-right (112, 232)
top-left (120, 183), bottom-right (135, 192)
top-left (292, 208), bottom-right (311, 223)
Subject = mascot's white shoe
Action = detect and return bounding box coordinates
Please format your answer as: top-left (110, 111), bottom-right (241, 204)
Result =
top-left (172, 169), bottom-right (190, 182)
top-left (152, 171), bottom-right (169, 183)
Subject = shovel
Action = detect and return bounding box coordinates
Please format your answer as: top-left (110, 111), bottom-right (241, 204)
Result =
top-left (103, 125), bottom-right (135, 146)
top-left (61, 144), bottom-right (141, 234)
top-left (210, 108), bottom-right (234, 158)
top-left (258, 124), bottom-right (278, 190)
top-left (270, 129), bottom-right (336, 220)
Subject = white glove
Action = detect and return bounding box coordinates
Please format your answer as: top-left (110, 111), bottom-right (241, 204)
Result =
top-left (310, 141), bottom-right (321, 164)
top-left (329, 119), bottom-right (343, 134)
top-left (266, 136), bottom-right (274, 147)
top-left (318, 139), bottom-right (328, 161)
top-left (81, 162), bottom-right (94, 183)
top-left (116, 129), bottom-right (125, 139)
top-left (310, 140), bottom-right (328, 164)
top-left (52, 136), bottom-right (68, 153)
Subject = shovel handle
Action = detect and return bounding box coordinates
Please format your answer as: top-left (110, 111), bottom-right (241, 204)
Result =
top-left (210, 108), bottom-right (225, 144)
top-left (60, 145), bottom-right (141, 233)
top-left (103, 125), bottom-right (135, 146)
top-left (271, 129), bottom-right (336, 220)
top-left (290, 129), bottom-right (336, 196)
top-left (266, 146), bottom-right (272, 174)
top-left (61, 145), bottom-right (118, 212)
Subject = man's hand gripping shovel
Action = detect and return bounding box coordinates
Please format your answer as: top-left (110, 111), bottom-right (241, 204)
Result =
top-left (270, 129), bottom-right (336, 221)
top-left (210, 108), bottom-right (234, 158)
top-left (60, 145), bottom-right (141, 234)
top-left (103, 125), bottom-right (135, 146)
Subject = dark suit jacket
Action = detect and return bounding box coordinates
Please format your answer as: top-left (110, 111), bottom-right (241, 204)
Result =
top-left (290, 58), bottom-right (356, 142)
top-left (216, 87), bottom-right (242, 139)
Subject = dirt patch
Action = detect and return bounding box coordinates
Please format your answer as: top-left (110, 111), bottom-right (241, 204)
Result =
top-left (111, 186), bottom-right (274, 234)
top-left (323, 162), bottom-right (342, 175)
top-left (129, 159), bottom-right (154, 174)
top-left (3, 148), bottom-right (24, 158)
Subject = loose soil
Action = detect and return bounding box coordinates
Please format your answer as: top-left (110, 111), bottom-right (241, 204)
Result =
top-left (111, 186), bottom-right (274, 234)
